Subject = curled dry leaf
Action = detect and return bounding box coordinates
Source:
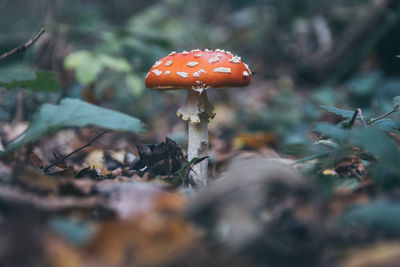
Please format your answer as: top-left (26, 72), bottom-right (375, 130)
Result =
top-left (339, 242), bottom-right (400, 267)
top-left (84, 190), bottom-right (195, 267)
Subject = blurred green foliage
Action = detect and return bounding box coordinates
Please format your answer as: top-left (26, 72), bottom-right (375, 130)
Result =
top-left (1, 98), bottom-right (147, 155)
top-left (1, 1), bottom-right (400, 264)
top-left (0, 0), bottom-right (399, 179)
top-left (340, 201), bottom-right (400, 235)
top-left (0, 68), bottom-right (58, 92)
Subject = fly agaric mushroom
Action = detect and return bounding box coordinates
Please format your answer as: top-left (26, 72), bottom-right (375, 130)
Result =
top-left (145, 49), bottom-right (251, 187)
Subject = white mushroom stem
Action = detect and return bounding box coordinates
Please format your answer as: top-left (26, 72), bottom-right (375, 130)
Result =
top-left (177, 89), bottom-right (215, 187)
top-left (188, 117), bottom-right (208, 187)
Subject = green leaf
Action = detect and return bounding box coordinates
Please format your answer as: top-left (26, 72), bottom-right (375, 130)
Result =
top-left (393, 96), bottom-right (400, 109)
top-left (372, 118), bottom-right (400, 133)
top-left (0, 68), bottom-right (36, 83)
top-left (75, 57), bottom-right (103, 85)
top-left (312, 123), bottom-right (348, 140)
top-left (98, 54), bottom-right (131, 73)
top-left (351, 127), bottom-right (399, 161)
top-left (0, 69), bottom-right (59, 92)
top-left (18, 71), bottom-right (59, 92)
top-left (126, 74), bottom-right (144, 96)
top-left (346, 72), bottom-right (382, 97)
top-left (64, 51), bottom-right (92, 69)
top-left (339, 202), bottom-right (400, 234)
top-left (315, 139), bottom-right (339, 149)
top-left (350, 128), bottom-right (400, 190)
top-left (311, 87), bottom-right (339, 105)
top-left (171, 156), bottom-right (208, 185)
top-left (334, 177), bottom-right (359, 191)
top-left (65, 50), bottom-right (103, 85)
top-left (48, 216), bottom-right (95, 246)
top-left (64, 51), bottom-right (131, 85)
top-left (319, 105), bottom-right (354, 119)
top-left (1, 98), bottom-right (147, 154)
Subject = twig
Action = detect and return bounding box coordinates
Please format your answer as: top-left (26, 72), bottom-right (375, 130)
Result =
top-left (349, 168), bottom-right (363, 181)
top-left (0, 27), bottom-right (45, 60)
top-left (356, 108), bottom-right (367, 127)
top-left (368, 105), bottom-right (399, 125)
top-left (349, 109), bottom-right (367, 128)
top-left (290, 152), bottom-right (330, 166)
top-left (171, 156), bottom-right (208, 185)
top-left (44, 130), bottom-right (109, 172)
top-left (348, 110), bottom-right (359, 128)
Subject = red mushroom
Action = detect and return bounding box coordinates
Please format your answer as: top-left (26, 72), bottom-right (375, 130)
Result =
top-left (145, 49), bottom-right (251, 187)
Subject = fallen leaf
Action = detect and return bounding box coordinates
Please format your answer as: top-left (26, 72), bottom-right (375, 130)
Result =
top-left (339, 242), bottom-right (400, 267)
top-left (84, 190), bottom-right (194, 267)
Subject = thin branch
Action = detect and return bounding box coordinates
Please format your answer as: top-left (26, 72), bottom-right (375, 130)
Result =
top-left (290, 152), bottom-right (330, 166)
top-left (368, 105), bottom-right (399, 125)
top-left (44, 130), bottom-right (109, 172)
top-left (0, 27), bottom-right (45, 60)
top-left (356, 108), bottom-right (367, 127)
top-left (349, 167), bottom-right (363, 181)
top-left (349, 108), bottom-right (367, 128)
top-left (348, 110), bottom-right (359, 128)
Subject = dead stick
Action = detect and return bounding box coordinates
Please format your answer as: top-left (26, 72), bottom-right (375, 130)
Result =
top-left (368, 105), bottom-right (399, 125)
top-left (348, 110), bottom-right (359, 128)
top-left (0, 27), bottom-right (45, 60)
top-left (44, 130), bottom-right (109, 172)
top-left (356, 108), bottom-right (367, 127)
top-left (349, 108), bottom-right (367, 128)
top-left (350, 168), bottom-right (363, 181)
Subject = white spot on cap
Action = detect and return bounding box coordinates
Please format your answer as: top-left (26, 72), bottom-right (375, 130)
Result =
top-left (152, 69), bottom-right (163, 76)
top-left (194, 53), bottom-right (202, 58)
top-left (191, 49), bottom-right (201, 52)
top-left (244, 63), bottom-right (251, 73)
top-left (182, 51), bottom-right (189, 55)
top-left (165, 60), bottom-right (173, 66)
top-left (243, 71), bottom-right (249, 77)
top-left (229, 56), bottom-right (241, 63)
top-left (169, 51), bottom-right (176, 56)
top-left (145, 72), bottom-right (149, 79)
top-left (193, 69), bottom-right (207, 77)
top-left (204, 49), bottom-right (211, 52)
top-left (209, 56), bottom-right (221, 63)
top-left (153, 60), bottom-right (163, 67)
top-left (165, 71), bottom-right (171, 75)
top-left (196, 81), bottom-right (200, 84)
top-left (177, 71), bottom-right (188, 78)
top-left (187, 61), bottom-right (198, 67)
top-left (213, 67), bottom-right (231, 73)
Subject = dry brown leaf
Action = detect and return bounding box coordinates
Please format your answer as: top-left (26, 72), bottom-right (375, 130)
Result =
top-left (15, 166), bottom-right (61, 194)
top-left (233, 131), bottom-right (277, 150)
top-left (334, 156), bottom-right (366, 179)
top-left (84, 192), bottom-right (195, 267)
top-left (45, 235), bottom-right (82, 267)
top-left (339, 242), bottom-right (400, 267)
top-left (30, 152), bottom-right (44, 169)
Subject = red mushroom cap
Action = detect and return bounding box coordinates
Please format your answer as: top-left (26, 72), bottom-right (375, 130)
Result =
top-left (145, 49), bottom-right (251, 90)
